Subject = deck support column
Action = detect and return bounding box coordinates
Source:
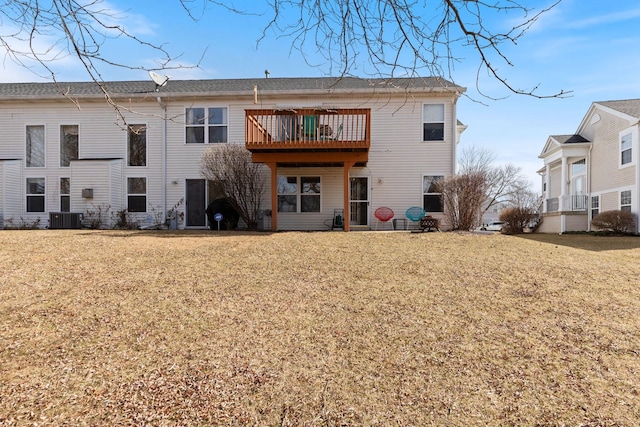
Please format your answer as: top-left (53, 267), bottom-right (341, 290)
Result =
top-left (343, 161), bottom-right (355, 232)
top-left (266, 162), bottom-right (278, 231)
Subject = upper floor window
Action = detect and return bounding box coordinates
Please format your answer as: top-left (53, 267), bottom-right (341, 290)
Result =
top-left (621, 133), bottom-right (632, 166)
top-left (26, 177), bottom-right (45, 212)
top-left (128, 125), bottom-right (147, 166)
top-left (277, 176), bottom-right (321, 213)
top-left (423, 175), bottom-right (444, 212)
top-left (621, 190), bottom-right (632, 212)
top-left (185, 107), bottom-right (228, 143)
top-left (26, 125), bottom-right (45, 167)
top-left (60, 125), bottom-right (79, 167)
top-left (423, 104), bottom-right (444, 141)
top-left (127, 177), bottom-right (147, 212)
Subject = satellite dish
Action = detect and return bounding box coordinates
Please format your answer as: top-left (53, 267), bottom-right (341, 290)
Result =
top-left (148, 71), bottom-right (170, 91)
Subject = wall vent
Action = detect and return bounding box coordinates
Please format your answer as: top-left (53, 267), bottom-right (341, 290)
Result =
top-left (49, 212), bottom-right (83, 229)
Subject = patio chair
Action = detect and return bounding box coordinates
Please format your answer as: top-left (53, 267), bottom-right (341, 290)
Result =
top-left (405, 206), bottom-right (426, 229)
top-left (374, 207), bottom-right (394, 230)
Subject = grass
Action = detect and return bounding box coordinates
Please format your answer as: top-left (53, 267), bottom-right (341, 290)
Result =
top-left (1, 230), bottom-right (639, 426)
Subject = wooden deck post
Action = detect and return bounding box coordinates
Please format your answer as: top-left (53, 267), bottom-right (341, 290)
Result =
top-left (266, 162), bottom-right (278, 231)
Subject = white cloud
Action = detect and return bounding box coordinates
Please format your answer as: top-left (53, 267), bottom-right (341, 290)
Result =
top-left (566, 7), bottom-right (640, 29)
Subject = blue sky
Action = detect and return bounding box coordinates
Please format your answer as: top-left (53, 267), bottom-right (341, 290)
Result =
top-left (2, 0), bottom-right (640, 191)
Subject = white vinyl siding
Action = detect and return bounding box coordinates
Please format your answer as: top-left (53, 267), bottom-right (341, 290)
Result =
top-left (0, 87), bottom-right (460, 230)
top-left (0, 160), bottom-right (21, 226)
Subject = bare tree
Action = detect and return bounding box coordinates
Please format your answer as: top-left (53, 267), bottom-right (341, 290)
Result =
top-left (200, 144), bottom-right (267, 230)
top-left (2, 1), bottom-right (568, 99)
top-left (441, 145), bottom-right (535, 230)
top-left (439, 172), bottom-right (487, 231)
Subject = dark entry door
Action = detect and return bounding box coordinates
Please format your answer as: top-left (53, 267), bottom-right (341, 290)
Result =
top-left (186, 179), bottom-right (207, 227)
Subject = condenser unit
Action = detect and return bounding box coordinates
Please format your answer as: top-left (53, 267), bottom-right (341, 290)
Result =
top-left (49, 212), bottom-right (83, 229)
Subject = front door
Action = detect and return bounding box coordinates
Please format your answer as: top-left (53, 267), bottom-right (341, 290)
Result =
top-left (349, 177), bottom-right (369, 227)
top-left (186, 179), bottom-right (207, 227)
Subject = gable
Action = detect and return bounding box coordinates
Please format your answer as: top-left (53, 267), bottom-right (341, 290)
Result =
top-left (577, 99), bottom-right (640, 134)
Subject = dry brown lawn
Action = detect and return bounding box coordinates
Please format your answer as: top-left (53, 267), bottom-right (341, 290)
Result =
top-left (0, 230), bottom-right (639, 426)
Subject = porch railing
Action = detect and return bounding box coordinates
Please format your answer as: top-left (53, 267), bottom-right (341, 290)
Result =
top-left (245, 108), bottom-right (370, 151)
top-left (546, 195), bottom-right (588, 213)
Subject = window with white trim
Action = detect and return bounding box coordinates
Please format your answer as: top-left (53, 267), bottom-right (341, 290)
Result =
top-left (127, 177), bottom-right (147, 212)
top-left (423, 175), bottom-right (444, 212)
top-left (621, 190), bottom-right (632, 212)
top-left (26, 178), bottom-right (45, 212)
top-left (591, 195), bottom-right (599, 219)
top-left (128, 125), bottom-right (147, 166)
top-left (422, 104), bottom-right (444, 141)
top-left (26, 125), bottom-right (45, 167)
top-left (60, 125), bottom-right (78, 167)
top-left (277, 176), bottom-right (321, 213)
top-left (621, 133), bottom-right (632, 166)
top-left (60, 178), bottom-right (70, 212)
top-left (185, 107), bottom-right (228, 143)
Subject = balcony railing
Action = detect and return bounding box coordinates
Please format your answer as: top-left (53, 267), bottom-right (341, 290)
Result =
top-left (546, 195), bottom-right (588, 213)
top-left (245, 108), bottom-right (370, 151)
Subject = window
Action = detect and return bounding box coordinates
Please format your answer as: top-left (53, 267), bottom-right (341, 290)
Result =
top-left (423, 104), bottom-right (444, 141)
top-left (185, 107), bottom-right (228, 143)
top-left (26, 125), bottom-right (45, 167)
top-left (60, 125), bottom-right (78, 167)
top-left (591, 195), bottom-right (599, 219)
top-left (571, 158), bottom-right (586, 175)
top-left (621, 190), bottom-right (632, 212)
top-left (301, 177), bottom-right (321, 212)
top-left (26, 178), bottom-right (45, 212)
top-left (423, 175), bottom-right (443, 212)
top-left (621, 133), bottom-right (632, 165)
top-left (127, 177), bottom-right (147, 212)
top-left (277, 176), bottom-right (321, 213)
top-left (128, 124), bottom-right (147, 166)
top-left (60, 178), bottom-right (70, 212)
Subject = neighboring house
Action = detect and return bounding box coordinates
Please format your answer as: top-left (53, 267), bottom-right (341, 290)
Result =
top-left (538, 99), bottom-right (640, 233)
top-left (0, 77), bottom-right (466, 231)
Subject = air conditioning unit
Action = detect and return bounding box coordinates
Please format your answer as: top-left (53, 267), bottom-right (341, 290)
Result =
top-left (49, 212), bottom-right (83, 229)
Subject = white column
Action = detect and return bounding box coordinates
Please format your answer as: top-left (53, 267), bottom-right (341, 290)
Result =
top-left (544, 163), bottom-right (551, 212)
top-left (560, 156), bottom-right (570, 212)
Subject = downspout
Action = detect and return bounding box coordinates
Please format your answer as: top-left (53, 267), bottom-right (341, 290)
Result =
top-left (451, 96), bottom-right (458, 175)
top-left (157, 96), bottom-right (167, 224)
top-left (636, 123), bottom-right (640, 234)
top-left (587, 143), bottom-right (593, 231)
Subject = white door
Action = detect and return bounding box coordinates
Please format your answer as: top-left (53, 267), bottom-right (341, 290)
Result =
top-left (349, 177), bottom-right (369, 227)
top-left (571, 175), bottom-right (586, 210)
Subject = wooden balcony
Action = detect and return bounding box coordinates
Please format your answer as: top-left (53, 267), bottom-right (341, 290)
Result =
top-left (245, 108), bottom-right (370, 165)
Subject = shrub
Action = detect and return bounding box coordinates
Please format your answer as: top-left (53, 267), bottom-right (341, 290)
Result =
top-left (591, 210), bottom-right (636, 234)
top-left (499, 207), bottom-right (536, 235)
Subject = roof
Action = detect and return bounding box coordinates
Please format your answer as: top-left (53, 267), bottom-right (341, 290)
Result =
top-left (595, 99), bottom-right (640, 119)
top-left (550, 134), bottom-right (590, 144)
top-left (0, 77), bottom-right (465, 100)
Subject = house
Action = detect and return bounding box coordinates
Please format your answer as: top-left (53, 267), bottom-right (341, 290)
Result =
top-left (538, 99), bottom-right (640, 233)
top-left (0, 77), bottom-right (466, 231)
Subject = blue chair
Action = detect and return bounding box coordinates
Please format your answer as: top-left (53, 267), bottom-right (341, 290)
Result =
top-left (406, 206), bottom-right (426, 229)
